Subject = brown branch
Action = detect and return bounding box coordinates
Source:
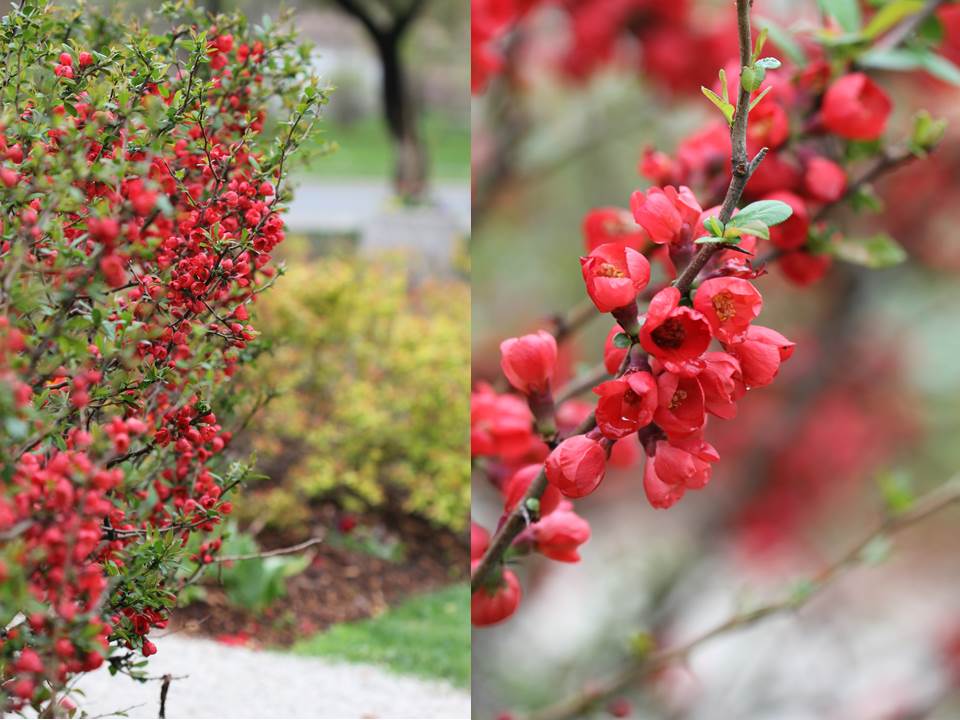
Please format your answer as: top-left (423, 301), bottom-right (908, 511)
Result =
top-left (212, 535), bottom-right (325, 563)
top-left (526, 475), bottom-right (960, 720)
top-left (554, 364), bottom-right (610, 406)
top-left (674, 0), bottom-right (763, 297)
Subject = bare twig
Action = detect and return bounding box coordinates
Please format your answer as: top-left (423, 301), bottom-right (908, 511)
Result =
top-left (212, 535), bottom-right (324, 563)
top-left (526, 476), bottom-right (960, 720)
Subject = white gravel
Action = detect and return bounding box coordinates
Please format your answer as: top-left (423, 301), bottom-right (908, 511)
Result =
top-left (71, 635), bottom-right (470, 719)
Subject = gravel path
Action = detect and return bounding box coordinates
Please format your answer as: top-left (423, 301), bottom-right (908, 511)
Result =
top-left (72, 635), bottom-right (470, 719)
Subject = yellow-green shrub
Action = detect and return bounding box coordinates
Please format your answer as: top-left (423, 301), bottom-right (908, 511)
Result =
top-left (237, 251), bottom-right (469, 532)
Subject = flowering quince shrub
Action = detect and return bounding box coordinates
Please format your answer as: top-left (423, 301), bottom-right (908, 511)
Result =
top-left (470, 0), bottom-right (955, 629)
top-left (0, 1), bottom-right (325, 712)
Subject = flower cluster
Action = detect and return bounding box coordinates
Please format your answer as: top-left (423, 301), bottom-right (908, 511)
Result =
top-left (470, 0), bottom-right (951, 629)
top-left (0, 3), bottom-right (323, 712)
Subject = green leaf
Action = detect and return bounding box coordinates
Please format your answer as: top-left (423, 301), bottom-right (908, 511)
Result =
top-left (748, 86), bottom-right (773, 112)
top-left (725, 219), bottom-right (770, 241)
top-left (729, 200), bottom-right (794, 228)
top-left (612, 332), bottom-right (632, 349)
top-left (876, 468), bottom-right (915, 513)
top-left (859, 48), bottom-right (924, 71)
top-left (818, 0), bottom-right (863, 32)
top-left (831, 233), bottom-right (907, 268)
top-left (694, 236), bottom-right (731, 245)
top-left (919, 52), bottom-right (960, 86)
top-left (756, 17), bottom-right (808, 65)
top-left (701, 86), bottom-right (734, 125)
top-left (862, 0), bottom-right (925, 39)
top-left (755, 56), bottom-right (782, 69)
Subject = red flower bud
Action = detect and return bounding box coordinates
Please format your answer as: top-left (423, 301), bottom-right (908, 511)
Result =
top-left (545, 434), bottom-right (606, 498)
top-left (693, 277), bottom-right (762, 344)
top-left (779, 250), bottom-right (832, 287)
top-left (580, 242), bottom-right (651, 313)
top-left (78, 51), bottom-right (94, 67)
top-left (503, 463), bottom-right (562, 517)
top-left (471, 522), bottom-right (490, 561)
top-left (471, 566), bottom-right (521, 626)
top-left (532, 508), bottom-right (591, 562)
top-left (822, 73), bottom-right (891, 141)
top-left (764, 191), bottom-right (809, 251)
top-left (499, 330), bottom-right (557, 395)
top-left (802, 156), bottom-right (846, 203)
top-left (652, 437), bottom-right (719, 491)
top-left (603, 324), bottom-right (629, 374)
top-left (582, 207), bottom-right (648, 253)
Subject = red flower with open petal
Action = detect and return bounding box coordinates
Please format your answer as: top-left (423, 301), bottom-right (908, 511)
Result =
top-left (471, 383), bottom-right (544, 462)
top-left (725, 325), bottom-right (795, 388)
top-left (532, 508), bottom-right (591, 562)
top-left (653, 371), bottom-right (705, 440)
top-left (822, 72), bottom-right (891, 141)
top-left (471, 565), bottom-right (522, 627)
top-left (639, 287), bottom-right (711, 372)
top-left (629, 185), bottom-right (701, 245)
top-left (580, 242), bottom-right (651, 313)
top-left (545, 434), bottom-right (606, 498)
top-left (503, 463), bottom-right (562, 517)
top-left (499, 330), bottom-right (557, 396)
top-left (582, 207), bottom-right (648, 253)
top-left (593, 371), bottom-right (658, 440)
top-left (693, 277), bottom-right (762, 343)
top-left (652, 436), bottom-right (719, 491)
top-left (643, 455), bottom-right (685, 509)
top-left (698, 352), bottom-right (744, 419)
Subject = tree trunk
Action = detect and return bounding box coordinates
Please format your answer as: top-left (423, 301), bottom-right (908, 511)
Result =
top-left (376, 31), bottom-right (428, 202)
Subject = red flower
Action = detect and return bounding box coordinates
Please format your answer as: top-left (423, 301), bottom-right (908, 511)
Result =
top-left (822, 73), bottom-right (892, 141)
top-left (579, 242), bottom-right (651, 313)
top-left (99, 254), bottom-right (127, 288)
top-left (503, 463), bottom-right (562, 516)
top-left (471, 522), bottom-right (490, 561)
top-left (747, 100), bottom-right (790, 151)
top-left (779, 250), bottom-right (832, 287)
top-left (629, 185), bottom-right (701, 245)
top-left (725, 325), bottom-right (795, 388)
top-left (764, 191), bottom-right (809, 251)
top-left (471, 383), bottom-right (544, 462)
top-left (532, 508), bottom-right (591, 562)
top-left (593, 371), bottom-right (658, 439)
top-left (582, 207), bottom-right (648, 253)
top-left (802, 156), bottom-right (847, 203)
top-left (639, 287), bottom-right (711, 372)
top-left (693, 277), bottom-right (762, 343)
top-left (142, 639), bottom-right (157, 656)
top-left (653, 372), bottom-right (705, 440)
top-left (643, 455), bottom-right (685, 509)
top-left (499, 330), bottom-right (557, 395)
top-left (698, 352), bottom-right (744, 419)
top-left (652, 437), bottom-right (719, 490)
top-left (545, 434), bottom-right (606, 498)
top-left (603, 324), bottom-right (629, 374)
top-left (471, 566), bottom-right (522, 626)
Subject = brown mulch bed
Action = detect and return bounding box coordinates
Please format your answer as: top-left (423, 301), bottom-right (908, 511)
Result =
top-left (172, 506), bottom-right (469, 647)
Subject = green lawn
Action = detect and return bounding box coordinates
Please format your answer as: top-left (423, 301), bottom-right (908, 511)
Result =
top-left (292, 583), bottom-right (470, 687)
top-left (299, 113), bottom-right (469, 181)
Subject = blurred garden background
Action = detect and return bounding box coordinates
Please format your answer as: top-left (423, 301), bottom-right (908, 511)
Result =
top-left (472, 0), bottom-right (960, 718)
top-left (43, 0), bottom-right (472, 716)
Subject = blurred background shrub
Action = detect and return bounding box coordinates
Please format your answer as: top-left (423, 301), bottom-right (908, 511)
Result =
top-left (234, 241), bottom-right (470, 534)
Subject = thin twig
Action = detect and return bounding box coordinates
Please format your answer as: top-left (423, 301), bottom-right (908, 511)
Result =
top-left (212, 535), bottom-right (324, 563)
top-left (526, 476), bottom-right (960, 720)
